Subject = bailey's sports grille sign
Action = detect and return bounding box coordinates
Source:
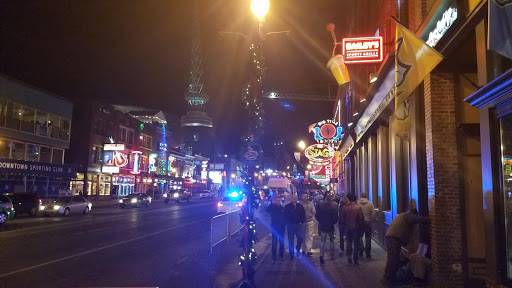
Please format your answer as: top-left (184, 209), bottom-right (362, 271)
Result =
top-left (342, 36), bottom-right (383, 64)
top-left (0, 159), bottom-right (76, 177)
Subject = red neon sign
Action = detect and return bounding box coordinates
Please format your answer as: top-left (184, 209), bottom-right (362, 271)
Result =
top-left (342, 36), bottom-right (383, 64)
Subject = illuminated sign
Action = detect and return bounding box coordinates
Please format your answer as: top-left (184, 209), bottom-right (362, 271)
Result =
top-left (103, 144), bottom-right (125, 151)
top-left (148, 153), bottom-right (157, 172)
top-left (102, 166), bottom-right (119, 173)
top-left (342, 36), bottom-right (383, 64)
top-left (131, 151), bottom-right (142, 174)
top-left (309, 119), bottom-right (343, 144)
top-left (168, 156), bottom-right (175, 172)
top-left (304, 144), bottom-right (335, 164)
top-left (426, 7), bottom-right (457, 47)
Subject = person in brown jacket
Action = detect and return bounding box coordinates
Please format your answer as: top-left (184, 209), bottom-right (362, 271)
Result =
top-left (340, 193), bottom-right (363, 264)
top-left (382, 208), bottom-right (429, 285)
top-left (337, 193), bottom-right (349, 256)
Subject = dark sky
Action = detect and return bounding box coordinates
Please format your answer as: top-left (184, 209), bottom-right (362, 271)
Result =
top-left (0, 0), bottom-right (380, 154)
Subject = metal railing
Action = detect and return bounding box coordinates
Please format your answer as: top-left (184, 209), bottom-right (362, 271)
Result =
top-left (210, 210), bottom-right (244, 253)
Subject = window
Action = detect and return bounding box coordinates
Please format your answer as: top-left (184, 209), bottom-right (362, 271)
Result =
top-left (52, 148), bottom-right (64, 164)
top-left (119, 126), bottom-right (134, 144)
top-left (0, 139), bottom-right (10, 158)
top-left (92, 146), bottom-right (103, 164)
top-left (48, 114), bottom-right (61, 139)
top-left (35, 110), bottom-right (49, 137)
top-left (20, 106), bottom-right (35, 133)
top-left (94, 119), bottom-right (108, 136)
top-left (40, 146), bottom-right (52, 163)
top-left (499, 113), bottom-right (512, 278)
top-left (60, 118), bottom-right (71, 141)
top-left (10, 141), bottom-right (25, 160)
top-left (140, 156), bottom-right (148, 171)
top-left (0, 195), bottom-right (10, 203)
top-left (0, 99), bottom-right (6, 127)
top-left (72, 196), bottom-right (85, 202)
top-left (26, 144), bottom-right (40, 162)
top-left (141, 134), bottom-right (152, 149)
top-left (6, 102), bottom-right (20, 130)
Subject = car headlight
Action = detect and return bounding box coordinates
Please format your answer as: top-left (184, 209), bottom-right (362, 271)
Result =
top-left (119, 200), bottom-right (123, 203)
top-left (148, 197), bottom-right (152, 203)
top-left (173, 193), bottom-right (179, 198)
top-left (217, 202), bottom-right (224, 207)
top-left (53, 205), bottom-right (61, 210)
top-left (163, 194), bottom-right (168, 198)
top-left (131, 198), bottom-right (138, 203)
top-left (40, 205), bottom-right (46, 211)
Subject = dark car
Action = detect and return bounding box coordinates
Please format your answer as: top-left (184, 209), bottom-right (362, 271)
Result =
top-left (119, 193), bottom-right (151, 209)
top-left (8, 193), bottom-right (42, 216)
top-left (0, 195), bottom-right (15, 224)
top-left (167, 189), bottom-right (191, 203)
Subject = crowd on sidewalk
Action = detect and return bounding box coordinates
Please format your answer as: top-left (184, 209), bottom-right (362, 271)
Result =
top-left (265, 190), bottom-right (430, 287)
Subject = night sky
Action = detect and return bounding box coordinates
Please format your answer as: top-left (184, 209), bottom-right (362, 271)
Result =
top-left (0, 0), bottom-right (379, 155)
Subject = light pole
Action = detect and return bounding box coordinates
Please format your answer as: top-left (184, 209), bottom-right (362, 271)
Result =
top-left (298, 140), bottom-right (306, 150)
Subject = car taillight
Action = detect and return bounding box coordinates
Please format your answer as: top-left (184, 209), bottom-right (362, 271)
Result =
top-left (217, 202), bottom-right (224, 207)
top-left (39, 199), bottom-right (42, 205)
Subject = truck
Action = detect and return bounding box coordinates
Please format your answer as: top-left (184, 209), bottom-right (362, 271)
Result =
top-left (267, 178), bottom-right (293, 199)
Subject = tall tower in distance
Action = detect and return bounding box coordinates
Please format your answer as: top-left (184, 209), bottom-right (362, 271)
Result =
top-left (181, 7), bottom-right (213, 157)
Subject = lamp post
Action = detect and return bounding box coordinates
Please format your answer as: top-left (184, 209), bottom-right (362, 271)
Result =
top-left (298, 140), bottom-right (306, 150)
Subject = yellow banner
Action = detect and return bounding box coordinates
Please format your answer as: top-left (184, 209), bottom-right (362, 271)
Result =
top-left (395, 21), bottom-right (443, 110)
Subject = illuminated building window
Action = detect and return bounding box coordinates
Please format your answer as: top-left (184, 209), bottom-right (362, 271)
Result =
top-left (193, 133), bottom-right (199, 142)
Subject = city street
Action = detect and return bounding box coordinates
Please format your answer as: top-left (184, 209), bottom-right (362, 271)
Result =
top-left (0, 199), bottom-right (239, 288)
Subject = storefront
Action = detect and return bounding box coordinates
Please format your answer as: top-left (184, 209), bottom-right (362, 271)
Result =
top-left (465, 68), bottom-right (512, 286)
top-left (0, 159), bottom-right (76, 198)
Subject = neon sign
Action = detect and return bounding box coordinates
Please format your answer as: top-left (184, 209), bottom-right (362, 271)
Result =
top-left (342, 36), bottom-right (383, 64)
top-left (148, 153), bottom-right (157, 172)
top-left (131, 151), bottom-right (142, 174)
top-left (309, 119), bottom-right (343, 144)
top-left (426, 7), bottom-right (457, 47)
top-left (304, 144), bottom-right (335, 165)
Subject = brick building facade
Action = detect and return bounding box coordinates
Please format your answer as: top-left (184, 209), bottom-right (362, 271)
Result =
top-left (333, 0), bottom-right (512, 286)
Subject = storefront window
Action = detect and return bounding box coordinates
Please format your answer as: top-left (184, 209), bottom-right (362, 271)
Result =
top-left (52, 148), bottom-right (63, 164)
top-left (26, 144), bottom-right (39, 162)
top-left (48, 114), bottom-right (61, 139)
top-left (500, 113), bottom-right (512, 279)
top-left (10, 141), bottom-right (25, 160)
top-left (35, 110), bottom-right (49, 137)
top-left (20, 106), bottom-right (35, 133)
top-left (0, 99), bottom-right (6, 127)
top-left (6, 102), bottom-right (21, 130)
top-left (60, 118), bottom-right (71, 141)
top-left (40, 146), bottom-right (52, 163)
top-left (0, 139), bottom-right (10, 159)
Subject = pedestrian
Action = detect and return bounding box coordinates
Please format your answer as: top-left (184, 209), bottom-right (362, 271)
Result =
top-left (382, 208), bottom-right (429, 286)
top-left (315, 194), bottom-right (338, 264)
top-left (337, 193), bottom-right (349, 256)
top-left (301, 193), bottom-right (315, 256)
top-left (267, 196), bottom-right (286, 263)
top-left (333, 193), bottom-right (340, 204)
top-left (357, 192), bottom-right (376, 258)
top-left (313, 192), bottom-right (324, 206)
top-left (340, 193), bottom-right (363, 265)
top-left (285, 194), bottom-right (306, 260)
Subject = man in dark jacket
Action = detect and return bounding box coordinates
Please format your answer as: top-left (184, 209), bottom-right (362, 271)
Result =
top-left (340, 193), bottom-right (364, 264)
top-left (337, 193), bottom-right (349, 256)
top-left (267, 196), bottom-right (286, 263)
top-left (382, 209), bottom-right (429, 285)
top-left (285, 194), bottom-right (306, 259)
top-left (315, 194), bottom-right (338, 264)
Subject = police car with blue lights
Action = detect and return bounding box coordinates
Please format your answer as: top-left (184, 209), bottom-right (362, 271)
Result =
top-left (217, 191), bottom-right (245, 214)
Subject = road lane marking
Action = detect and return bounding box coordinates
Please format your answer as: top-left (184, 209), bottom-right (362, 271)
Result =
top-left (72, 227), bottom-right (110, 235)
top-left (0, 217), bottom-right (211, 278)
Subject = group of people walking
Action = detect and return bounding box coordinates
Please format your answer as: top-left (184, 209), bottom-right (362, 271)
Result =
top-left (266, 191), bottom-right (376, 265)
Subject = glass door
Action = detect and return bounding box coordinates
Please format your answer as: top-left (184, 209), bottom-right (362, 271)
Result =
top-left (499, 113), bottom-right (512, 278)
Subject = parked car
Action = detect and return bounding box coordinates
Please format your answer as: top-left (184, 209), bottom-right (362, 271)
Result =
top-left (217, 196), bottom-right (244, 214)
top-left (120, 193), bottom-right (151, 208)
top-left (8, 193), bottom-right (42, 216)
top-left (0, 195), bottom-right (15, 224)
top-left (199, 190), bottom-right (215, 199)
top-left (164, 189), bottom-right (191, 203)
top-left (40, 196), bottom-right (92, 216)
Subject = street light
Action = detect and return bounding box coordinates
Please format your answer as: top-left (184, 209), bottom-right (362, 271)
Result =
top-left (251, 0), bottom-right (270, 22)
top-left (307, 164), bottom-right (312, 170)
top-left (298, 140), bottom-right (306, 150)
top-left (231, 173), bottom-right (236, 178)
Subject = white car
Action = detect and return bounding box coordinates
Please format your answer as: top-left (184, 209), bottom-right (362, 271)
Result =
top-left (199, 190), bottom-right (215, 199)
top-left (217, 196), bottom-right (243, 214)
top-left (40, 196), bottom-right (92, 216)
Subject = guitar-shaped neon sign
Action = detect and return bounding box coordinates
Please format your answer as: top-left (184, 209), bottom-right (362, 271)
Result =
top-left (109, 137), bottom-right (128, 167)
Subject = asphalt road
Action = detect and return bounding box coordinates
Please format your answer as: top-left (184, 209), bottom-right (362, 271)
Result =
top-left (0, 198), bottom-right (240, 288)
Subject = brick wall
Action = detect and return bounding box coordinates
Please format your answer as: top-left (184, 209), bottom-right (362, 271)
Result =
top-left (424, 73), bottom-right (465, 287)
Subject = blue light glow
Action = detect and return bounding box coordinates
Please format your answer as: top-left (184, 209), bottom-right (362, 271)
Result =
top-left (228, 191), bottom-right (240, 198)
